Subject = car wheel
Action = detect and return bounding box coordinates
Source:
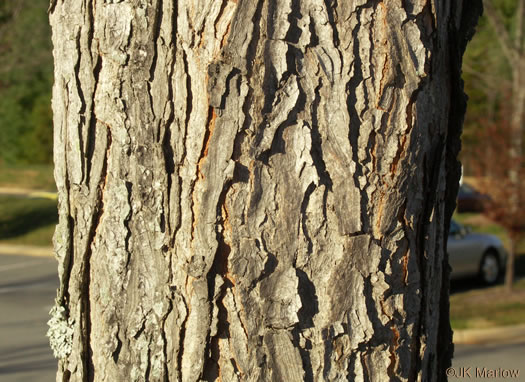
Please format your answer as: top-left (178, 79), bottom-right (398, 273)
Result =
top-left (479, 250), bottom-right (500, 285)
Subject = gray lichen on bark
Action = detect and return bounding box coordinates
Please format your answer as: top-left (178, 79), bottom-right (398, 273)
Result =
top-left (49, 0), bottom-right (481, 381)
top-left (47, 303), bottom-right (75, 360)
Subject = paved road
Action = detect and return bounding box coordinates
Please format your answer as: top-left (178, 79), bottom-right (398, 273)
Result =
top-left (451, 342), bottom-right (525, 381)
top-left (0, 254), bottom-right (57, 382)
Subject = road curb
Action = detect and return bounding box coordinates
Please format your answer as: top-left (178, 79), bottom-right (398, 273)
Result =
top-left (0, 187), bottom-right (57, 199)
top-left (454, 324), bottom-right (525, 345)
top-left (0, 244), bottom-right (54, 258)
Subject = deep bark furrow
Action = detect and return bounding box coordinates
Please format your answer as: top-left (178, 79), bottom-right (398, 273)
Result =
top-left (162, 8), bottom-right (178, 247)
top-left (73, 31), bottom-right (87, 185)
top-left (322, 0), bottom-right (339, 47)
top-left (149, 0), bottom-right (162, 84)
top-left (54, 120), bottom-right (74, 304)
top-left (83, 125), bottom-right (112, 381)
top-left (180, 46), bottom-right (192, 168)
top-left (175, 295), bottom-right (189, 381)
top-left (82, 257), bottom-right (93, 382)
top-left (213, 0), bottom-right (230, 40)
top-left (308, 85), bottom-right (333, 188)
top-left (85, 54), bottom-right (102, 185)
top-left (192, 106), bottom-right (216, 242)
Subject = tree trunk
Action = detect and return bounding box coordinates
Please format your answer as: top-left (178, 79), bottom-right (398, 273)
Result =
top-left (48, 1), bottom-right (480, 381)
top-left (506, 51), bottom-right (525, 293)
top-left (506, 235), bottom-right (516, 292)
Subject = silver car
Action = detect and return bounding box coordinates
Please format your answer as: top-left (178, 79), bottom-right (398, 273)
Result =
top-left (448, 219), bottom-right (507, 285)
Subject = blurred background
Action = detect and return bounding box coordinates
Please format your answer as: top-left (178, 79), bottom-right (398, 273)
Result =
top-left (0, 0), bottom-right (524, 381)
top-left (0, 0), bottom-right (56, 249)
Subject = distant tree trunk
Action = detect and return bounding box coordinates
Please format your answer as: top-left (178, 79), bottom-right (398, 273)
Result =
top-left (48, 1), bottom-right (480, 381)
top-left (483, 0), bottom-right (525, 291)
top-left (506, 235), bottom-right (517, 291)
top-left (507, 65), bottom-right (522, 291)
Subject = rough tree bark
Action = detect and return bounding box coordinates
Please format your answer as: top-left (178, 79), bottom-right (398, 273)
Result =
top-left (48, 1), bottom-right (480, 381)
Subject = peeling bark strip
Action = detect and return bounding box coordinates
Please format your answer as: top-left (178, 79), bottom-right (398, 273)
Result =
top-left (49, 0), bottom-right (480, 381)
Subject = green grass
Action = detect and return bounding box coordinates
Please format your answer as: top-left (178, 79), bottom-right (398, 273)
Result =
top-left (0, 195), bottom-right (57, 247)
top-left (450, 279), bottom-right (525, 330)
top-left (453, 212), bottom-right (506, 236)
top-left (0, 164), bottom-right (55, 191)
top-left (0, 224), bottom-right (56, 247)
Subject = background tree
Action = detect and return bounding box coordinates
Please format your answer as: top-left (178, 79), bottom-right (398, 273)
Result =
top-left (462, 0), bottom-right (525, 291)
top-left (48, 1), bottom-right (480, 381)
top-left (462, 0), bottom-right (524, 173)
top-left (483, 0), bottom-right (525, 154)
top-left (0, 0), bottom-right (53, 165)
top-left (473, 103), bottom-right (525, 291)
